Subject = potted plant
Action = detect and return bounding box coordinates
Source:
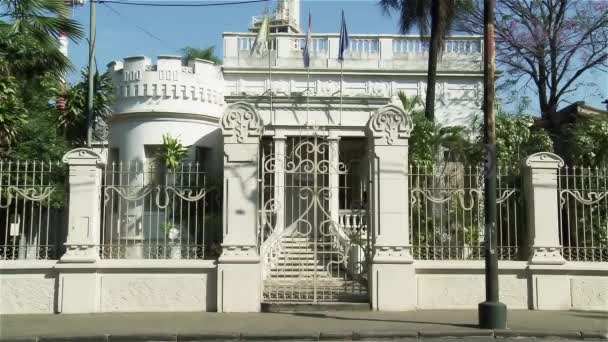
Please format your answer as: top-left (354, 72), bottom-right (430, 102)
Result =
top-left (163, 222), bottom-right (182, 259)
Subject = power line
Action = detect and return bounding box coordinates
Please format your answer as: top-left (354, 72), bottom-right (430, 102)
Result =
top-left (94, 0), bottom-right (270, 7)
top-left (101, 3), bottom-right (175, 50)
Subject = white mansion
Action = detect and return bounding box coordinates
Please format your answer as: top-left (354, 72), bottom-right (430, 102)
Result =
top-left (1, 0), bottom-right (605, 315)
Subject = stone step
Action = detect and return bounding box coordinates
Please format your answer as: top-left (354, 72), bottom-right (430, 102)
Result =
top-left (267, 271), bottom-right (333, 277)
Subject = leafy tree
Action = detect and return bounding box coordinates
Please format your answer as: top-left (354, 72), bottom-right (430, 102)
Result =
top-left (60, 68), bottom-right (114, 144)
top-left (570, 116), bottom-right (608, 167)
top-left (0, 0), bottom-right (83, 149)
top-left (180, 46), bottom-right (222, 65)
top-left (380, 0), bottom-right (473, 121)
top-left (0, 74), bottom-right (27, 148)
top-left (401, 93), bottom-right (477, 165)
top-left (457, 0), bottom-right (608, 132)
top-left (0, 0), bottom-right (83, 77)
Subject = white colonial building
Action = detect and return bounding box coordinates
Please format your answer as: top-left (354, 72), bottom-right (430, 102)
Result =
top-left (1, 0), bottom-right (606, 316)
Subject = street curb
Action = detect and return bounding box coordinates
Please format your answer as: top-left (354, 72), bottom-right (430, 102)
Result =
top-left (239, 333), bottom-right (319, 340)
top-left (2, 330), bottom-right (608, 341)
top-left (494, 329), bottom-right (584, 339)
top-left (418, 330), bottom-right (493, 338)
top-left (178, 333), bottom-right (239, 341)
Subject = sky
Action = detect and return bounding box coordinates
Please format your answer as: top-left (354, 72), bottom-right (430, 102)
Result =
top-left (64, 0), bottom-right (608, 114)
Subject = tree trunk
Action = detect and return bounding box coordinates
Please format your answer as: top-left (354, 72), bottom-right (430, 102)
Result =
top-left (425, 0), bottom-right (441, 122)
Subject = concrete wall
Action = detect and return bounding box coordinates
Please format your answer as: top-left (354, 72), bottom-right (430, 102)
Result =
top-left (0, 261), bottom-right (217, 314)
top-left (2, 260), bottom-right (605, 314)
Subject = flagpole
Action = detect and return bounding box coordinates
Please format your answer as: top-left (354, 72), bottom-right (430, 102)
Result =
top-left (269, 41), bottom-right (273, 125)
top-left (339, 60), bottom-right (344, 126)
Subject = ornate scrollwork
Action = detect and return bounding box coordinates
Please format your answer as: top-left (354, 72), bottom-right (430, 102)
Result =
top-left (221, 102), bottom-right (263, 143)
top-left (559, 190), bottom-right (608, 207)
top-left (411, 188), bottom-right (482, 211)
top-left (0, 186), bottom-right (56, 208)
top-left (366, 102), bottom-right (413, 144)
top-left (104, 185), bottom-right (208, 208)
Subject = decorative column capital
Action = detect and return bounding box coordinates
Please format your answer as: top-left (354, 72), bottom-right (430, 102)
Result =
top-left (366, 101), bottom-right (413, 146)
top-left (525, 152), bottom-right (564, 170)
top-left (62, 148), bottom-right (106, 166)
top-left (221, 101), bottom-right (264, 144)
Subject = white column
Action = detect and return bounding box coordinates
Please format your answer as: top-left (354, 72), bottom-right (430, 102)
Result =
top-left (57, 148), bottom-right (106, 314)
top-left (273, 136), bottom-right (286, 233)
top-left (524, 152), bottom-right (566, 265)
top-left (379, 38), bottom-right (393, 68)
top-left (328, 136), bottom-right (341, 227)
top-left (217, 102), bottom-right (264, 312)
top-left (366, 99), bottom-right (416, 311)
top-left (60, 148), bottom-right (106, 262)
top-left (524, 152), bottom-right (570, 310)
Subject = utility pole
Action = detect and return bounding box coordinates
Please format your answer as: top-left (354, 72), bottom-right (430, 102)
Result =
top-left (478, 0), bottom-right (507, 330)
top-left (86, 0), bottom-right (96, 147)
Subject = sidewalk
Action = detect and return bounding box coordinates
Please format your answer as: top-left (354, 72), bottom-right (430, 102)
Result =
top-left (1, 310), bottom-right (607, 341)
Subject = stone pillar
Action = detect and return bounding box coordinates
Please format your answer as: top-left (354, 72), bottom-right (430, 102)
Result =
top-left (57, 148), bottom-right (105, 314)
top-left (524, 152), bottom-right (565, 265)
top-left (328, 135), bottom-right (341, 226)
top-left (217, 102), bottom-right (264, 312)
top-left (273, 136), bottom-right (286, 233)
top-left (366, 99), bottom-right (416, 311)
top-left (379, 38), bottom-right (393, 68)
top-left (61, 148), bottom-right (106, 262)
top-left (524, 152), bottom-right (570, 310)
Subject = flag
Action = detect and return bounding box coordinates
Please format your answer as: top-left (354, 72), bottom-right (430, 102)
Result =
top-left (251, 15), bottom-right (271, 56)
top-left (303, 12), bottom-right (312, 68)
top-left (338, 10), bottom-right (350, 61)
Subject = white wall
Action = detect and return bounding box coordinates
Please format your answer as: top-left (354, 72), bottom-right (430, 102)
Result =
top-left (0, 260), bottom-right (218, 314)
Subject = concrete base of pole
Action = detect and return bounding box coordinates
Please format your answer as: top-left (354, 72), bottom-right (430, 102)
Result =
top-left (478, 301), bottom-right (507, 329)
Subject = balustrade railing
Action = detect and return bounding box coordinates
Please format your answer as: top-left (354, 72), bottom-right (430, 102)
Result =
top-left (0, 160), bottom-right (67, 260)
top-left (409, 163), bottom-right (523, 261)
top-left (558, 166), bottom-right (608, 262)
top-left (100, 161), bottom-right (220, 260)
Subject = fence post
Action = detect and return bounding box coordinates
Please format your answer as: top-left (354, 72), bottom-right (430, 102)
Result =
top-left (60, 148), bottom-right (106, 261)
top-left (56, 148), bottom-right (105, 313)
top-left (366, 98), bottom-right (415, 311)
top-left (524, 152), bottom-right (571, 310)
top-left (524, 152), bottom-right (565, 265)
top-left (217, 102), bottom-right (263, 312)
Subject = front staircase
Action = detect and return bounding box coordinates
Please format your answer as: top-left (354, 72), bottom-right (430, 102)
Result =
top-left (263, 236), bottom-right (367, 302)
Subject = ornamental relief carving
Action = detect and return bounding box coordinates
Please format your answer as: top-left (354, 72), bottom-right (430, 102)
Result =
top-left (366, 102), bottom-right (413, 144)
top-left (221, 102), bottom-right (263, 143)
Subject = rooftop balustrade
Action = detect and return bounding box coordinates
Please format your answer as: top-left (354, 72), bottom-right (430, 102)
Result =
top-left (223, 33), bottom-right (483, 72)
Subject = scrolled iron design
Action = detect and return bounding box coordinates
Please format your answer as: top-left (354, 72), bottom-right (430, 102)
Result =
top-left (410, 188), bottom-right (482, 211)
top-left (559, 189), bottom-right (608, 207)
top-left (0, 186), bottom-right (56, 208)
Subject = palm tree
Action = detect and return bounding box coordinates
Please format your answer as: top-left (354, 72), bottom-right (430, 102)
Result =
top-left (180, 46), bottom-right (222, 65)
top-left (0, 0), bottom-right (83, 148)
top-left (1, 0), bottom-right (84, 78)
top-left (380, 0), bottom-right (472, 121)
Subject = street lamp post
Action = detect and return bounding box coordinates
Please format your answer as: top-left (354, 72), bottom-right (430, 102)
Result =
top-left (478, 0), bottom-right (507, 330)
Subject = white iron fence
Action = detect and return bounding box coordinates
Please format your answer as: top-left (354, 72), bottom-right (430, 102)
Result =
top-left (558, 166), bottom-right (608, 262)
top-left (0, 161), bottom-right (67, 260)
top-left (409, 163), bottom-right (523, 260)
top-left (100, 161), bottom-right (221, 259)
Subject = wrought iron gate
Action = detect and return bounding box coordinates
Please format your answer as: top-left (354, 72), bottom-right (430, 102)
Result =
top-left (259, 134), bottom-right (370, 303)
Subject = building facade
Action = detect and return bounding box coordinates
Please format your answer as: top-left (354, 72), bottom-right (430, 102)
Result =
top-left (1, 1), bottom-right (606, 315)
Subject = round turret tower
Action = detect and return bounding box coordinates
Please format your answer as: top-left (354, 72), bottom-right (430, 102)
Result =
top-left (107, 55), bottom-right (224, 173)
